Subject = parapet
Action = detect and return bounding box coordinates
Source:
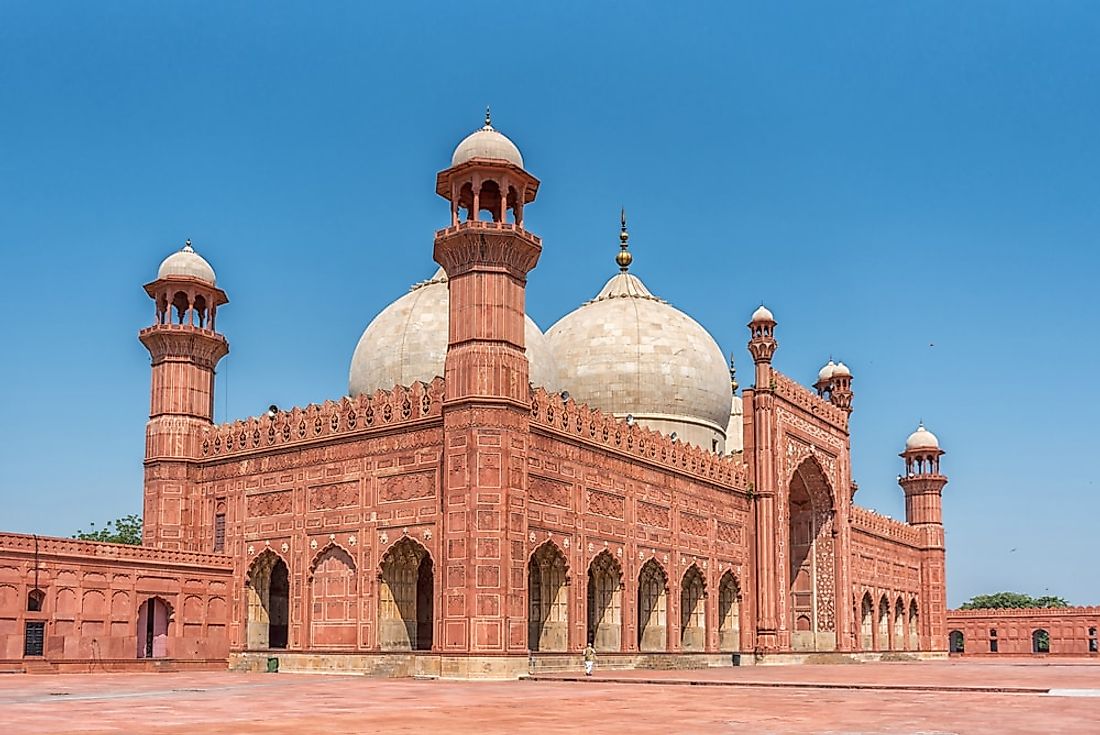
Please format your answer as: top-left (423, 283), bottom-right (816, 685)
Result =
top-left (850, 505), bottom-right (920, 547)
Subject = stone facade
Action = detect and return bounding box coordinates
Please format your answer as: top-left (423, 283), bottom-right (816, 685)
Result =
top-left (1, 120), bottom-right (956, 676)
top-left (946, 607), bottom-right (1100, 656)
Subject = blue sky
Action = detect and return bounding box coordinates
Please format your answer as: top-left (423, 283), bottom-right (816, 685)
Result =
top-left (1, 3), bottom-right (1097, 607)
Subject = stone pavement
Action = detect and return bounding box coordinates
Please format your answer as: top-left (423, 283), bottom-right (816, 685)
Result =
top-left (0, 658), bottom-right (1097, 734)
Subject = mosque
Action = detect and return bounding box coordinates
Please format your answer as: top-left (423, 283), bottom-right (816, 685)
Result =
top-left (0, 115), bottom-right (950, 676)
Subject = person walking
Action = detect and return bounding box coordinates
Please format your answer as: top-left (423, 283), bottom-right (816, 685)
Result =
top-left (583, 642), bottom-right (596, 676)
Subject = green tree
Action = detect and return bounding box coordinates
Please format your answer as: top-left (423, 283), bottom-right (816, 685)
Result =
top-left (959, 591), bottom-right (1070, 610)
top-left (73, 514), bottom-right (142, 545)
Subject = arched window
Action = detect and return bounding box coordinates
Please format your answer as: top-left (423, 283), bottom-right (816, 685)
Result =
top-left (26, 589), bottom-right (45, 612)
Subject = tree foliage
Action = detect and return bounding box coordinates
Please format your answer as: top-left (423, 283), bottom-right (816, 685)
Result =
top-left (73, 514), bottom-right (142, 545)
top-left (959, 591), bottom-right (1070, 610)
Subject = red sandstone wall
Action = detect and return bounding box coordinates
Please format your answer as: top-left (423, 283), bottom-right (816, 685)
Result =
top-left (946, 607), bottom-right (1100, 656)
top-left (0, 533), bottom-right (233, 670)
top-left (849, 507), bottom-right (925, 651)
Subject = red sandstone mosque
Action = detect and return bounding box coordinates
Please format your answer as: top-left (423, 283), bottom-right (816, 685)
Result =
top-left (1, 115), bottom-right (963, 676)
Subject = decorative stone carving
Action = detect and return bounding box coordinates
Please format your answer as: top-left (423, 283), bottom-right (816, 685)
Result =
top-left (309, 481), bottom-right (359, 511)
top-left (377, 470), bottom-right (436, 502)
top-left (636, 501), bottom-right (670, 529)
top-left (587, 489), bottom-right (625, 519)
top-left (679, 512), bottom-right (709, 537)
top-left (246, 490), bottom-right (292, 517)
top-left (529, 475), bottom-right (571, 508)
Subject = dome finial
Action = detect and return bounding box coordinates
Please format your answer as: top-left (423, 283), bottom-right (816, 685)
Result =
top-left (616, 208), bottom-right (633, 272)
top-left (183, 238), bottom-right (194, 252)
top-left (729, 353), bottom-right (739, 393)
top-left (484, 105), bottom-right (492, 128)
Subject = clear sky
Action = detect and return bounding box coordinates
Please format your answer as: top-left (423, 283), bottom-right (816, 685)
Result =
top-left (1, 3), bottom-right (1097, 608)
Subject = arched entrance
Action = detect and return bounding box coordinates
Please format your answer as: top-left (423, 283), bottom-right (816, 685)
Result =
top-left (717, 572), bottom-right (741, 651)
top-left (246, 551), bottom-right (289, 649)
top-left (679, 566), bottom-right (706, 652)
top-left (379, 538), bottom-right (433, 651)
top-left (587, 551), bottom-right (622, 651)
top-left (528, 542), bottom-right (568, 652)
top-left (908, 599), bottom-right (919, 650)
top-left (1032, 628), bottom-right (1050, 654)
top-left (859, 592), bottom-right (873, 650)
top-left (787, 458), bottom-right (837, 651)
top-left (893, 598), bottom-right (905, 650)
top-left (136, 597), bottom-right (171, 658)
top-left (877, 594), bottom-right (889, 650)
top-left (637, 559), bottom-right (668, 652)
top-left (949, 629), bottom-right (965, 653)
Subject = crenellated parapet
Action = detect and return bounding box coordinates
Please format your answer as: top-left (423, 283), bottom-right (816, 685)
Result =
top-left (947, 606), bottom-right (1100, 618)
top-left (0, 532), bottom-right (233, 570)
top-left (771, 370), bottom-right (849, 431)
top-left (850, 505), bottom-right (920, 547)
top-left (200, 378), bottom-right (445, 459)
top-left (529, 387), bottom-right (749, 490)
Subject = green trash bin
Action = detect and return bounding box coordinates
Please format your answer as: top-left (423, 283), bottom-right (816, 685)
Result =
top-left (266, 656), bottom-right (279, 673)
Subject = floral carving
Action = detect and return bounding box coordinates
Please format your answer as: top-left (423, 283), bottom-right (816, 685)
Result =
top-left (246, 490), bottom-right (292, 517)
top-left (636, 501), bottom-right (670, 529)
top-left (717, 521), bottom-right (743, 545)
top-left (586, 489), bottom-right (625, 519)
top-left (309, 481), bottom-right (359, 511)
top-left (679, 512), bottom-right (709, 537)
top-left (377, 470), bottom-right (436, 502)
top-left (529, 475), bottom-right (571, 508)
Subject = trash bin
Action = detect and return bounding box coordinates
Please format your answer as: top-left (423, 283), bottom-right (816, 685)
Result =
top-left (731, 653), bottom-right (741, 667)
top-left (266, 656), bottom-right (279, 673)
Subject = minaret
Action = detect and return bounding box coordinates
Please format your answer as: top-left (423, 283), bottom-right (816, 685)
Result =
top-left (138, 240), bottom-right (228, 550)
top-left (898, 423), bottom-right (948, 652)
top-left (433, 112), bottom-right (541, 671)
top-left (745, 304), bottom-right (779, 652)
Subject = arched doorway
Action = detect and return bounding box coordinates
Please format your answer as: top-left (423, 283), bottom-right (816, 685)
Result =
top-left (859, 593), bottom-right (873, 650)
top-left (717, 572), bottom-right (741, 651)
top-left (528, 542), bottom-right (569, 652)
top-left (246, 551), bottom-right (289, 649)
top-left (637, 559), bottom-right (668, 652)
top-left (136, 597), bottom-right (171, 658)
top-left (309, 545), bottom-right (358, 648)
top-left (908, 599), bottom-right (919, 650)
top-left (877, 594), bottom-right (889, 650)
top-left (680, 566), bottom-right (706, 652)
top-left (949, 629), bottom-right (965, 653)
top-left (379, 538), bottom-right (433, 651)
top-left (894, 597), bottom-right (905, 650)
top-left (787, 458), bottom-right (836, 651)
top-left (1032, 629), bottom-right (1050, 654)
top-left (587, 551), bottom-right (622, 651)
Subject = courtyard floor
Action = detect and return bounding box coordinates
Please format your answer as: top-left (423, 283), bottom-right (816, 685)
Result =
top-left (1, 658), bottom-right (1098, 734)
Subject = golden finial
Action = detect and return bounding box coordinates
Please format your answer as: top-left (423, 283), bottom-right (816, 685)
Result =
top-left (183, 238), bottom-right (193, 252)
top-left (729, 354), bottom-right (739, 393)
top-left (616, 208), bottom-right (633, 272)
top-left (484, 106), bottom-right (492, 128)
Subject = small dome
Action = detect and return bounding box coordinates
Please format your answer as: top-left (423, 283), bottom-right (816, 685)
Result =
top-left (157, 240), bottom-right (216, 285)
top-left (817, 360), bottom-right (837, 382)
top-left (905, 423), bottom-right (940, 451)
top-left (833, 361), bottom-right (851, 377)
top-left (547, 271), bottom-right (731, 451)
top-left (349, 268), bottom-right (559, 396)
top-left (750, 304), bottom-right (775, 323)
top-left (451, 112), bottom-right (523, 168)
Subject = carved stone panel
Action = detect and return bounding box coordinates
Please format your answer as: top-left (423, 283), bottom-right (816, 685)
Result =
top-left (377, 470), bottom-right (436, 502)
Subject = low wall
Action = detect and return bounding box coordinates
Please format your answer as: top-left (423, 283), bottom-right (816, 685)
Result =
top-left (946, 607), bottom-right (1100, 656)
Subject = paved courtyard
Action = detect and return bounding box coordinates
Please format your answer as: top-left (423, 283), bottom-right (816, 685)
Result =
top-left (1, 658), bottom-right (1098, 734)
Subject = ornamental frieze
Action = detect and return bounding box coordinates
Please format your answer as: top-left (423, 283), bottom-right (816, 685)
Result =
top-left (636, 501), bottom-right (670, 529)
top-left (246, 490), bottom-right (292, 517)
top-left (586, 489), bottom-right (625, 520)
top-left (679, 512), bottom-right (709, 537)
top-left (377, 469), bottom-right (436, 503)
top-left (308, 481), bottom-right (359, 511)
top-left (529, 475), bottom-right (571, 508)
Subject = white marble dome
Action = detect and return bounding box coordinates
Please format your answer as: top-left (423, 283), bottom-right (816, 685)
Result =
top-left (833, 361), bottom-right (852, 377)
top-left (157, 241), bottom-right (216, 285)
top-left (349, 268), bottom-right (559, 396)
top-left (817, 360), bottom-right (837, 382)
top-left (547, 271), bottom-right (731, 452)
top-left (750, 304), bottom-right (775, 323)
top-left (905, 423), bottom-right (940, 451)
top-left (451, 117), bottom-right (523, 168)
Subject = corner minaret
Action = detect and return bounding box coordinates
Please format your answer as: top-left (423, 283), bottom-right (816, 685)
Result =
top-left (898, 423), bottom-right (948, 652)
top-left (745, 304), bottom-right (780, 652)
top-left (433, 113), bottom-right (541, 673)
top-left (138, 240), bottom-right (229, 550)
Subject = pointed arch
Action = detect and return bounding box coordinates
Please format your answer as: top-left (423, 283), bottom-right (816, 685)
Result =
top-left (718, 571), bottom-right (741, 651)
top-left (26, 589), bottom-right (45, 612)
top-left (246, 550), bottom-right (289, 649)
top-left (1032, 628), bottom-right (1050, 654)
top-left (894, 597), bottom-right (906, 650)
top-left (586, 550), bottom-right (622, 651)
top-left (309, 544), bottom-right (358, 648)
top-left (877, 594), bottom-right (890, 650)
top-left (680, 565), bottom-right (706, 651)
top-left (528, 541), bottom-right (569, 652)
top-left (637, 558), bottom-right (668, 652)
top-left (788, 456), bottom-right (837, 652)
top-left (908, 598), bottom-right (919, 650)
top-left (860, 592), bottom-right (874, 650)
top-left (379, 537), bottom-right (433, 651)
top-left (949, 629), bottom-right (965, 653)
top-left (137, 595), bottom-right (174, 658)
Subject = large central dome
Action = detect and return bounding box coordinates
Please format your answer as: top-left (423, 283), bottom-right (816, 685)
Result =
top-left (349, 268), bottom-right (560, 397)
top-left (546, 268), bottom-right (731, 452)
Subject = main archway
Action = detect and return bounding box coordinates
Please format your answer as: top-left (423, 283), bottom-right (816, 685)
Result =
top-left (136, 597), bottom-right (171, 658)
top-left (246, 551), bottom-right (289, 649)
top-left (637, 559), bottom-right (668, 652)
top-left (787, 457), bottom-right (837, 651)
